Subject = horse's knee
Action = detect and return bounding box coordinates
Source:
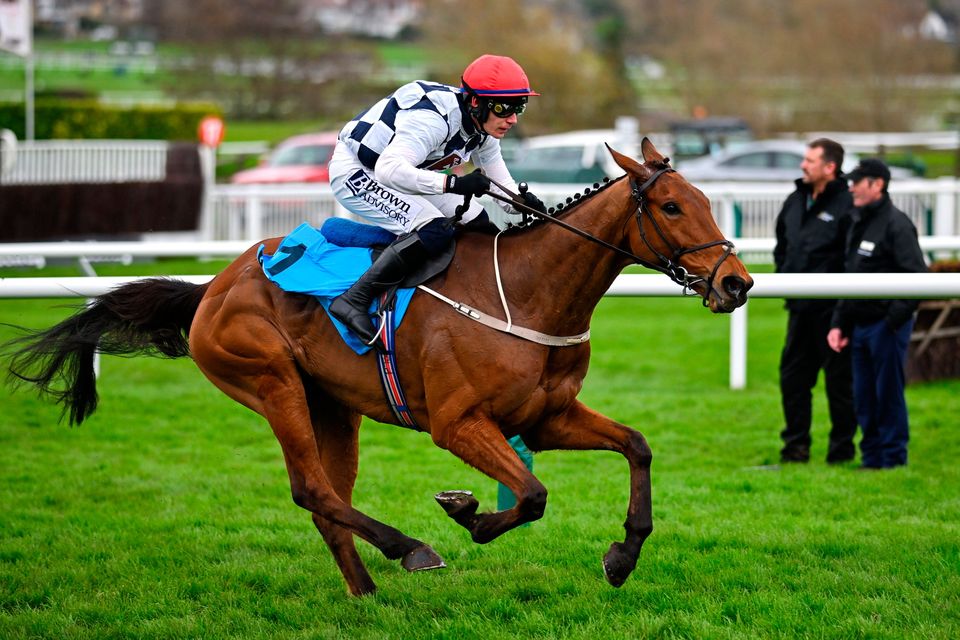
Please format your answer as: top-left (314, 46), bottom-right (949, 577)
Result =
top-left (290, 477), bottom-right (335, 514)
top-left (291, 484), bottom-right (312, 510)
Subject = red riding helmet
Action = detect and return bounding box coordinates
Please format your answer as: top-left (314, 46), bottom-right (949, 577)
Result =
top-left (461, 55), bottom-right (540, 98)
top-left (461, 55), bottom-right (539, 129)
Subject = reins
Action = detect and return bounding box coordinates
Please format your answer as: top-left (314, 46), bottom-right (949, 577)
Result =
top-left (484, 168), bottom-right (737, 306)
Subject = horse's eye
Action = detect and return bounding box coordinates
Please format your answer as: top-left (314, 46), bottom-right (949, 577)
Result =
top-left (661, 202), bottom-right (681, 215)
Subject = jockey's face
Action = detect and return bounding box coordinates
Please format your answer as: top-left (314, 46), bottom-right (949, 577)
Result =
top-left (482, 110), bottom-right (518, 139)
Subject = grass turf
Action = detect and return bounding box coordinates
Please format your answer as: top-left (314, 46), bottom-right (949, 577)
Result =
top-left (0, 260), bottom-right (958, 639)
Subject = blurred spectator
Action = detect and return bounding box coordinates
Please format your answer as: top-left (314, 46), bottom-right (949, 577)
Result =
top-left (827, 159), bottom-right (928, 469)
top-left (774, 138), bottom-right (857, 464)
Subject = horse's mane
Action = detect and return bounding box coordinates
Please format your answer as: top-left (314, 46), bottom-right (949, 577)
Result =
top-left (491, 158), bottom-right (673, 236)
top-left (496, 173), bottom-right (629, 236)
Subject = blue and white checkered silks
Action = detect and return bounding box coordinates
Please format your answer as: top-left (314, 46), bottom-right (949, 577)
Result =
top-left (338, 81), bottom-right (485, 172)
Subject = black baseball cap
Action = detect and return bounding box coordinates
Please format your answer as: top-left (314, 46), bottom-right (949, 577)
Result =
top-left (845, 158), bottom-right (891, 183)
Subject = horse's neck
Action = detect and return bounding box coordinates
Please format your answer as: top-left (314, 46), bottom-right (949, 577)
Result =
top-left (496, 183), bottom-right (633, 332)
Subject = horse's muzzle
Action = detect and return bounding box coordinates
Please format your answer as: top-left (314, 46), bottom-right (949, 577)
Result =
top-left (708, 274), bottom-right (753, 313)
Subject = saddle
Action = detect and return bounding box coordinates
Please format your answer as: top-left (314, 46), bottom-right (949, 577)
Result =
top-left (259, 219), bottom-right (464, 358)
top-left (320, 218), bottom-right (456, 289)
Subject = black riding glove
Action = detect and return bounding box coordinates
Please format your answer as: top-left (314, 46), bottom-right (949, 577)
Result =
top-left (520, 190), bottom-right (546, 214)
top-left (445, 169), bottom-right (491, 197)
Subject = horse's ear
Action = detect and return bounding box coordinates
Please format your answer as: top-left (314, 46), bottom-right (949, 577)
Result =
top-left (640, 137), bottom-right (666, 164)
top-left (605, 143), bottom-right (648, 177)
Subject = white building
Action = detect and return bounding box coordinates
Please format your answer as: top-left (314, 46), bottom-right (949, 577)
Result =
top-left (918, 9), bottom-right (957, 43)
top-left (303, 0), bottom-right (422, 39)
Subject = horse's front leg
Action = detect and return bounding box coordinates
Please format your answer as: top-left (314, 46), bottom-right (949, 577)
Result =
top-left (524, 400), bottom-right (652, 588)
top-left (432, 416), bottom-right (548, 544)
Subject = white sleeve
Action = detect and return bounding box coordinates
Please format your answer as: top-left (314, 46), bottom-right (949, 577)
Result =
top-left (374, 110), bottom-right (449, 195)
top-left (473, 139), bottom-right (524, 213)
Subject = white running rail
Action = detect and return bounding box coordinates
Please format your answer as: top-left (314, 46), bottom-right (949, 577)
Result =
top-left (3, 272), bottom-right (960, 391)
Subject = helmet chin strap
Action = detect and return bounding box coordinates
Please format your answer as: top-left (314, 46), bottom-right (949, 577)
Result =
top-left (461, 78), bottom-right (491, 134)
top-left (471, 109), bottom-right (490, 136)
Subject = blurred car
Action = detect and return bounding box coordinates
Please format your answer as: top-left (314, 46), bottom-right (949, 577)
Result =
top-left (675, 139), bottom-right (913, 182)
top-left (231, 132), bottom-right (338, 184)
top-left (505, 129), bottom-right (657, 184)
top-left (668, 116), bottom-right (753, 161)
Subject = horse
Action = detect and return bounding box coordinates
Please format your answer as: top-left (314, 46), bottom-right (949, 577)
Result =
top-left (3, 139), bottom-right (753, 596)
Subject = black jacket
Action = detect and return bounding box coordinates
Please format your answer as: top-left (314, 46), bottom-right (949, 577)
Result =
top-left (774, 177), bottom-right (853, 312)
top-left (830, 194), bottom-right (928, 333)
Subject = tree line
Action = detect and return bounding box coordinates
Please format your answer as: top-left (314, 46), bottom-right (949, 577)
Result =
top-left (136, 0), bottom-right (959, 133)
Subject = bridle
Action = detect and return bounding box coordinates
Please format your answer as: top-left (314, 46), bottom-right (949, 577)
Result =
top-left (629, 167), bottom-right (737, 305)
top-left (484, 168), bottom-right (738, 306)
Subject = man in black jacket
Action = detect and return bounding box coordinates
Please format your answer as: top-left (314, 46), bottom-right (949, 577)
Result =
top-left (774, 138), bottom-right (857, 464)
top-left (828, 159), bottom-right (927, 469)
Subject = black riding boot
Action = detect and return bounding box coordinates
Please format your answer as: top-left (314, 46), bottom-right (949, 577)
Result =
top-left (329, 232), bottom-right (428, 344)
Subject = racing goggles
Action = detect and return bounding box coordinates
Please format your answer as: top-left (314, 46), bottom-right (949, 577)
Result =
top-left (486, 97), bottom-right (527, 118)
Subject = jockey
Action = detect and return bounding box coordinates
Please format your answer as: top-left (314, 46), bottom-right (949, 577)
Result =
top-left (328, 54), bottom-right (546, 345)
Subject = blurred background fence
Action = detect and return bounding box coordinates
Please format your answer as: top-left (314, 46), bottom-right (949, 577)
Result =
top-left (2, 139), bottom-right (958, 261)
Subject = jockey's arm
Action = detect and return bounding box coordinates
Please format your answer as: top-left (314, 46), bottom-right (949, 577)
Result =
top-left (472, 140), bottom-right (525, 213)
top-left (374, 111), bottom-right (449, 196)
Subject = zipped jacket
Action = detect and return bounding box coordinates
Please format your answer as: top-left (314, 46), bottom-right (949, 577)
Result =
top-left (831, 194), bottom-right (927, 333)
top-left (773, 177), bottom-right (853, 312)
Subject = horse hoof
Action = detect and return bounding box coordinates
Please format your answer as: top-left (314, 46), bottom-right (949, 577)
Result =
top-left (401, 544), bottom-right (446, 572)
top-left (602, 541), bottom-right (637, 588)
top-left (435, 490), bottom-right (479, 519)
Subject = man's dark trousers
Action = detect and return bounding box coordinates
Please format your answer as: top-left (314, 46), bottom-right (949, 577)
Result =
top-left (851, 319), bottom-right (912, 468)
top-left (779, 307), bottom-right (857, 461)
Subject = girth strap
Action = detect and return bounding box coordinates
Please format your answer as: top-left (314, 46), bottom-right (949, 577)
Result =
top-left (417, 285), bottom-right (590, 347)
top-left (374, 296), bottom-right (421, 431)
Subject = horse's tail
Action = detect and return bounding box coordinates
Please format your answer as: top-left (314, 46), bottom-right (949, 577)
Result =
top-left (3, 277), bottom-right (209, 426)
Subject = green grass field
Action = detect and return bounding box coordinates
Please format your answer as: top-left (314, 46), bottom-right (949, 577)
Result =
top-left (1, 260), bottom-right (958, 639)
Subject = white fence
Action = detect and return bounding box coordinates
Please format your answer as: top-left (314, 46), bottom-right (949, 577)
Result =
top-left (698, 178), bottom-right (959, 250)
top-left (205, 184), bottom-right (350, 242)
top-left (2, 236), bottom-right (959, 264)
top-left (528, 178), bottom-right (960, 254)
top-left (7, 271), bottom-right (955, 300)
top-left (0, 139), bottom-right (170, 184)
top-left (201, 179), bottom-right (960, 255)
top-left (2, 140), bottom-right (957, 249)
top-left (2, 271), bottom-right (960, 391)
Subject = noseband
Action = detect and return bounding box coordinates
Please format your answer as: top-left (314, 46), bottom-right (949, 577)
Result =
top-left (630, 168), bottom-right (737, 305)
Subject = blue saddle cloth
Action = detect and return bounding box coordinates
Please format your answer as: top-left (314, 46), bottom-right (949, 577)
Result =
top-left (258, 221), bottom-right (416, 355)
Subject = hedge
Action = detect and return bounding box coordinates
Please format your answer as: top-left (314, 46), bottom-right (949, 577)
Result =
top-left (0, 100), bottom-right (222, 141)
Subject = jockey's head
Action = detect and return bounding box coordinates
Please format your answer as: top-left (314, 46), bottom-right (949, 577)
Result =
top-left (460, 55), bottom-right (539, 138)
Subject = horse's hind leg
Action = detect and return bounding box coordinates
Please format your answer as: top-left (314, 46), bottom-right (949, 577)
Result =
top-left (258, 372), bottom-right (445, 569)
top-left (523, 400), bottom-right (652, 588)
top-left (304, 393), bottom-right (376, 596)
top-left (191, 323), bottom-right (442, 591)
top-left (305, 391), bottom-right (443, 596)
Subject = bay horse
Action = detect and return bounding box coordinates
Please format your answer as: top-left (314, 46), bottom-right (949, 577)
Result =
top-left (4, 139), bottom-right (752, 596)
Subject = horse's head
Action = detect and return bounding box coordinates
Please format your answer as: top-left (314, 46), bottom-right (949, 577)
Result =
top-left (608, 138), bottom-right (753, 313)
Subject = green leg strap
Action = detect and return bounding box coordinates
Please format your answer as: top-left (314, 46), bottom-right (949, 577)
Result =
top-left (497, 435), bottom-right (534, 521)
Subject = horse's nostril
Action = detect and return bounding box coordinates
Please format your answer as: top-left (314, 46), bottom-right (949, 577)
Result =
top-left (723, 275), bottom-right (745, 297)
